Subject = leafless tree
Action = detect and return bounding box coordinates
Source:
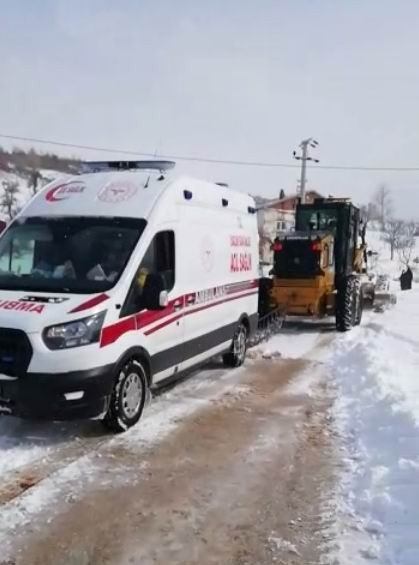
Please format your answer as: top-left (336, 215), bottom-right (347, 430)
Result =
top-left (372, 184), bottom-right (393, 228)
top-left (397, 221), bottom-right (417, 267)
top-left (360, 202), bottom-right (379, 226)
top-left (382, 218), bottom-right (404, 260)
top-left (0, 180), bottom-right (20, 220)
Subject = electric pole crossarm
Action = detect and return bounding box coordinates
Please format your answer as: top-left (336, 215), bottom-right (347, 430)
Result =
top-left (292, 138), bottom-right (319, 202)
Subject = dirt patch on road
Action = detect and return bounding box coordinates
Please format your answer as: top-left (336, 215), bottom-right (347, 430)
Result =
top-left (8, 358), bottom-right (336, 565)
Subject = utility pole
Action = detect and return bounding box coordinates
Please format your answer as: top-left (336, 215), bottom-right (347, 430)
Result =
top-left (293, 138), bottom-right (319, 202)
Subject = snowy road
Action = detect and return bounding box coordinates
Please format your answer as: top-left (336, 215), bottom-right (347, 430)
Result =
top-left (0, 327), bottom-right (335, 565)
top-left (2, 302), bottom-right (418, 565)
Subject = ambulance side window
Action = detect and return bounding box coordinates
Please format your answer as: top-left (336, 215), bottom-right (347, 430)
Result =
top-left (122, 231), bottom-right (175, 316)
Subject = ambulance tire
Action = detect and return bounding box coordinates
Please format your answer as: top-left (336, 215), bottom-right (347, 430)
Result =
top-left (102, 359), bottom-right (148, 433)
top-left (223, 323), bottom-right (248, 368)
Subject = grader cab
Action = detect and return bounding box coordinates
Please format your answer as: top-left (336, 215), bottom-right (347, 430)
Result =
top-left (270, 198), bottom-right (366, 331)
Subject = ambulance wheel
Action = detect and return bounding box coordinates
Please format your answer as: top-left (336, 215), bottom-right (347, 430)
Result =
top-left (223, 323), bottom-right (248, 368)
top-left (102, 359), bottom-right (147, 433)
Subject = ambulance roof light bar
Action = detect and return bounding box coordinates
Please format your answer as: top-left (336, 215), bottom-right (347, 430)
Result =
top-left (81, 160), bottom-right (176, 174)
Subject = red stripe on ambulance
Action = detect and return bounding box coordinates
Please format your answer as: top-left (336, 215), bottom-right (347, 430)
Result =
top-left (70, 293), bottom-right (110, 314)
top-left (100, 281), bottom-right (259, 346)
top-left (100, 316), bottom-right (136, 347)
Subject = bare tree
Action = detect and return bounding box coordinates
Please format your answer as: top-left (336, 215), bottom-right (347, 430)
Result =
top-left (382, 218), bottom-right (404, 260)
top-left (360, 201), bottom-right (379, 226)
top-left (397, 221), bottom-right (417, 267)
top-left (0, 180), bottom-right (20, 220)
top-left (372, 184), bottom-right (393, 228)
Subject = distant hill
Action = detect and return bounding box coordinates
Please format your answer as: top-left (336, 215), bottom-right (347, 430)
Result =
top-left (0, 147), bottom-right (79, 176)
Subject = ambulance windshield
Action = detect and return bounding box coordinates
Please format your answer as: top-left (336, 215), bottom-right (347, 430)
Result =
top-left (0, 216), bottom-right (146, 294)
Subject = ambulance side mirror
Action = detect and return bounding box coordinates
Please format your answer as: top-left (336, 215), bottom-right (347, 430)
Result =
top-left (159, 290), bottom-right (169, 308)
top-left (142, 273), bottom-right (167, 310)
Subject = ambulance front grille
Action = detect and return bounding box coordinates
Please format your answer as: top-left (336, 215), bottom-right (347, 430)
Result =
top-left (0, 329), bottom-right (33, 377)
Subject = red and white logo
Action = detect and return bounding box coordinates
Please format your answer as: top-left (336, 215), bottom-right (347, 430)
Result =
top-left (46, 181), bottom-right (86, 203)
top-left (98, 181), bottom-right (138, 203)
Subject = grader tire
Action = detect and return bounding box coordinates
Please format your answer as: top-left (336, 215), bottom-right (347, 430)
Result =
top-left (354, 278), bottom-right (363, 326)
top-left (336, 277), bottom-right (357, 332)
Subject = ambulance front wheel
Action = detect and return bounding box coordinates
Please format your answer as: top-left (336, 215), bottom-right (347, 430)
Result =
top-left (223, 323), bottom-right (248, 368)
top-left (102, 359), bottom-right (148, 433)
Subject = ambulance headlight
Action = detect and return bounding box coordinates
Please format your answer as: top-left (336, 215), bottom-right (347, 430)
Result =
top-left (43, 311), bottom-right (106, 350)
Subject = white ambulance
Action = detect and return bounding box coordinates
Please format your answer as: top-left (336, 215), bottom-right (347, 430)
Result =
top-left (0, 161), bottom-right (259, 431)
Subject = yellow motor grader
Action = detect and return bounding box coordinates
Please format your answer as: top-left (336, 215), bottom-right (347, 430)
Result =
top-left (269, 197), bottom-right (369, 331)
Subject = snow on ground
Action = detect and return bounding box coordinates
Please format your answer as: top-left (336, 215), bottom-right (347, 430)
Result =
top-left (324, 288), bottom-right (419, 563)
top-left (253, 329), bottom-right (322, 360)
top-left (0, 416), bottom-right (101, 477)
top-left (0, 365), bottom-right (246, 550)
top-left (0, 333), bottom-right (325, 557)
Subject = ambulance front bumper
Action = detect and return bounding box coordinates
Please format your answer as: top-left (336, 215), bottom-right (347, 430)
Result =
top-left (0, 365), bottom-right (114, 420)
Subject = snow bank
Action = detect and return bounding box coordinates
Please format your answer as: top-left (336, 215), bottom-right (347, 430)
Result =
top-left (367, 289), bottom-right (419, 423)
top-left (326, 289), bottom-right (419, 564)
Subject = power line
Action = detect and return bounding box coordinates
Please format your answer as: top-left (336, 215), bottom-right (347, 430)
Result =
top-left (0, 133), bottom-right (300, 168)
top-left (1, 132), bottom-right (419, 172)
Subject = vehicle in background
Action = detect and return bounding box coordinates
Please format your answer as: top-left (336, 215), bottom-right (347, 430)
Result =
top-left (270, 197), bottom-right (370, 331)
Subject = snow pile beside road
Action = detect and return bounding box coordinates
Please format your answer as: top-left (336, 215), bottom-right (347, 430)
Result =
top-left (326, 289), bottom-right (419, 564)
top-left (369, 290), bottom-right (419, 422)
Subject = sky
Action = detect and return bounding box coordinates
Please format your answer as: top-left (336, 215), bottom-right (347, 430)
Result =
top-left (1, 0), bottom-right (419, 217)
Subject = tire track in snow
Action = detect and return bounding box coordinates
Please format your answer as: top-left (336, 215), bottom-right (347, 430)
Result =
top-left (0, 362), bottom-right (247, 508)
top-left (0, 325), bottom-right (331, 512)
